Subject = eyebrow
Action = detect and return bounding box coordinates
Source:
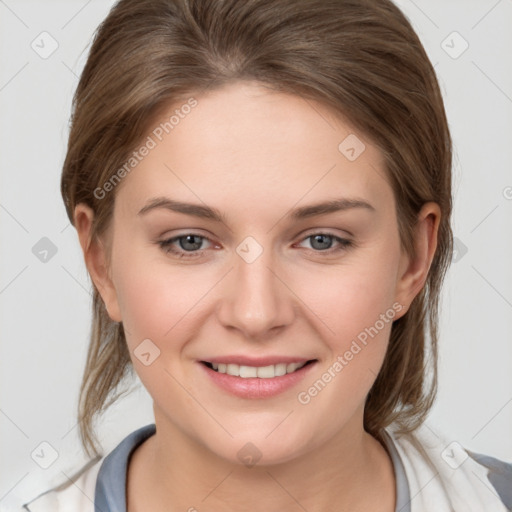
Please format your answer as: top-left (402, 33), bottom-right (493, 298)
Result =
top-left (137, 196), bottom-right (375, 222)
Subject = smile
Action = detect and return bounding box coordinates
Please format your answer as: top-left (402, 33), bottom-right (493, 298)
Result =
top-left (202, 361), bottom-right (315, 379)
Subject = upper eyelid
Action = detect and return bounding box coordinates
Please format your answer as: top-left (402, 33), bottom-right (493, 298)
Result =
top-left (161, 232), bottom-right (214, 246)
top-left (161, 226), bottom-right (352, 241)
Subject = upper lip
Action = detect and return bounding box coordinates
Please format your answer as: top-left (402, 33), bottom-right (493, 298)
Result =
top-left (200, 356), bottom-right (316, 366)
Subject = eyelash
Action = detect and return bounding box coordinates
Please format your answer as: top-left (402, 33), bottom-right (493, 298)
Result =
top-left (157, 232), bottom-right (354, 259)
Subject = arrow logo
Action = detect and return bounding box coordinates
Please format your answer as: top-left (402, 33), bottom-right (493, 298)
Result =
top-left (31, 441), bottom-right (59, 468)
top-left (440, 31), bottom-right (468, 59)
top-left (441, 441), bottom-right (468, 469)
top-left (30, 31), bottom-right (59, 59)
top-left (134, 339), bottom-right (161, 366)
top-left (237, 442), bottom-right (262, 468)
top-left (32, 237), bottom-right (58, 263)
top-left (236, 236), bottom-right (263, 263)
top-left (338, 134), bottom-right (365, 161)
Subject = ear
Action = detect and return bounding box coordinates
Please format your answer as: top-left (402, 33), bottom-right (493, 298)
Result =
top-left (394, 202), bottom-right (441, 316)
top-left (74, 203), bottom-right (122, 322)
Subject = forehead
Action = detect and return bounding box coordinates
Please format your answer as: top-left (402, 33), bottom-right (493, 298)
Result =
top-left (115, 81), bottom-right (394, 221)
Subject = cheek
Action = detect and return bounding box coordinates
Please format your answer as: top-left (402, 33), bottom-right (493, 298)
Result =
top-left (295, 261), bottom-right (400, 423)
top-left (112, 247), bottom-right (219, 364)
top-left (299, 248), bottom-right (402, 410)
top-left (116, 269), bottom-right (191, 345)
top-left (301, 251), bottom-right (400, 342)
top-left (111, 243), bottom-right (178, 342)
top-left (112, 262), bottom-right (201, 397)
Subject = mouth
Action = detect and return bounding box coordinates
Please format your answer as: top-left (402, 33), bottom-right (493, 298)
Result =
top-left (200, 359), bottom-right (317, 379)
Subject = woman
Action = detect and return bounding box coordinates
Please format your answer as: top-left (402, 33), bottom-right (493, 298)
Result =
top-left (23, 0), bottom-right (512, 510)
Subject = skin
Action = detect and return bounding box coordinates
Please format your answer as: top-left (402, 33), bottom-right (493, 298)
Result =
top-left (75, 80), bottom-right (440, 512)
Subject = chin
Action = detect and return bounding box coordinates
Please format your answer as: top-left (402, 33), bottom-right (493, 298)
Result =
top-left (203, 427), bottom-right (314, 468)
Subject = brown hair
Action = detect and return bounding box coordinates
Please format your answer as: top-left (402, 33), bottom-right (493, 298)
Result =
top-left (61, 0), bottom-right (453, 457)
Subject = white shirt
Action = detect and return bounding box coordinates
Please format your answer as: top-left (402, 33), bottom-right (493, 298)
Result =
top-left (22, 422), bottom-right (512, 512)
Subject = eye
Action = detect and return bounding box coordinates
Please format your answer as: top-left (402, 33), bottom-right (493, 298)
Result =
top-left (158, 233), bottom-right (212, 259)
top-left (157, 231), bottom-right (354, 260)
top-left (296, 232), bottom-right (353, 254)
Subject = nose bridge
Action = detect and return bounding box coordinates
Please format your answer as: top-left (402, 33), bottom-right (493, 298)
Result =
top-left (218, 235), bottom-right (294, 338)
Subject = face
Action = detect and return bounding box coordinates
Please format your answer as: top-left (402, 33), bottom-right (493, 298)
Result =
top-left (80, 81), bottom-right (425, 465)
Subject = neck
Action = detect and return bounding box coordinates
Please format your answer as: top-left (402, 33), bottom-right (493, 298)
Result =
top-left (127, 411), bottom-right (396, 512)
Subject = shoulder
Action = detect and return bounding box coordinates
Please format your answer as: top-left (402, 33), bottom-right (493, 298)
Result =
top-left (21, 423), bottom-right (157, 512)
top-left (384, 422), bottom-right (512, 512)
top-left (21, 457), bottom-right (104, 512)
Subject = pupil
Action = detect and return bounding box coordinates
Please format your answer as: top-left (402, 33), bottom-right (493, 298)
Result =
top-left (312, 234), bottom-right (331, 250)
top-left (181, 235), bottom-right (201, 251)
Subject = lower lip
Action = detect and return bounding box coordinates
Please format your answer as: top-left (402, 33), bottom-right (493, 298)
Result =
top-left (199, 361), bottom-right (317, 399)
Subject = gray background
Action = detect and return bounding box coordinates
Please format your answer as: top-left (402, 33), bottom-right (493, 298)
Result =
top-left (1, 0), bottom-right (511, 509)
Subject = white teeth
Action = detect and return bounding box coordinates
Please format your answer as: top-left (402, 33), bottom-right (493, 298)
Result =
top-left (256, 365), bottom-right (274, 378)
top-left (210, 361), bottom-right (308, 378)
top-left (226, 363), bottom-right (239, 376)
top-left (287, 362), bottom-right (301, 373)
top-left (274, 363), bottom-right (287, 376)
top-left (239, 365), bottom-right (258, 378)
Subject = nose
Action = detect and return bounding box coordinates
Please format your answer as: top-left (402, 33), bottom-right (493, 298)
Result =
top-left (216, 242), bottom-right (295, 340)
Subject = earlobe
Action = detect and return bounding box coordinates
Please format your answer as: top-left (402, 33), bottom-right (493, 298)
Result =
top-left (394, 202), bottom-right (441, 315)
top-left (74, 203), bottom-right (122, 322)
